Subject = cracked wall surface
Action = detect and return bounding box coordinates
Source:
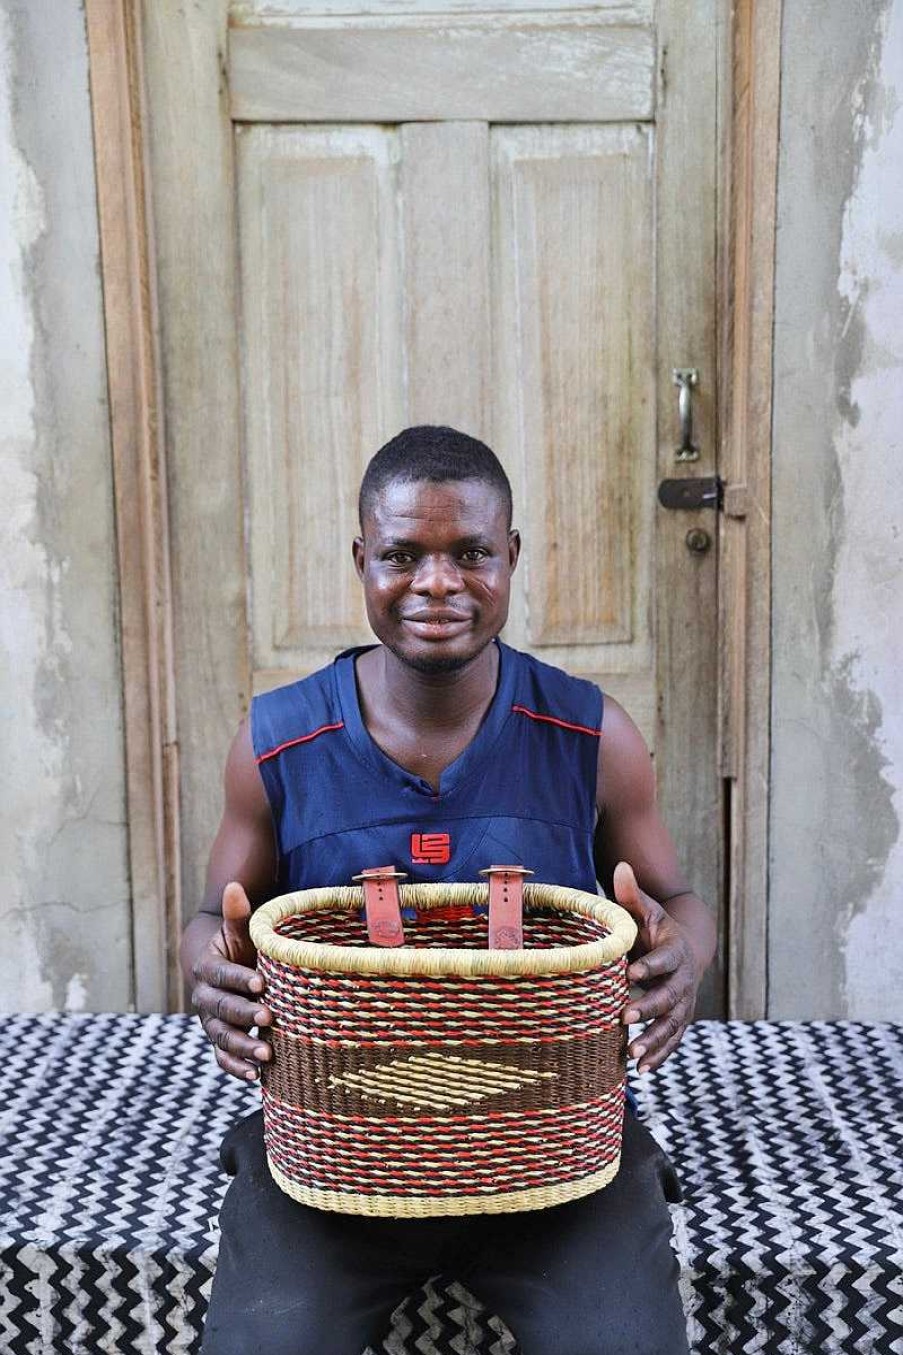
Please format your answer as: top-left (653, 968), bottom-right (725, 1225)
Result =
top-left (0, 0), bottom-right (132, 1011)
top-left (770, 0), bottom-right (902, 1018)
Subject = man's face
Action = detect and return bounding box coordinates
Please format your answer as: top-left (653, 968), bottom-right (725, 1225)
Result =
top-left (353, 478), bottom-right (520, 674)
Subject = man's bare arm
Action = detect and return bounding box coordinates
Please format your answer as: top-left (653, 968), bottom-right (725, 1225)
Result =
top-left (180, 718), bottom-right (279, 1081)
top-left (594, 697), bottom-right (717, 1073)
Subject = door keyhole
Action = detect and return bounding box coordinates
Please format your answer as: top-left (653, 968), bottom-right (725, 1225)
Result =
top-left (685, 527), bottom-right (711, 555)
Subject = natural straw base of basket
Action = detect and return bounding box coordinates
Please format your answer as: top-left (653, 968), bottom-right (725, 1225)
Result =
top-left (267, 1155), bottom-right (622, 1219)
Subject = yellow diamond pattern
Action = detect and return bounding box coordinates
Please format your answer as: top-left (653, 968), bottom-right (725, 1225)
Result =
top-left (329, 1052), bottom-right (558, 1110)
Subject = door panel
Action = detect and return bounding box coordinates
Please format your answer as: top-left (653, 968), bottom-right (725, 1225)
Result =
top-left (493, 126), bottom-right (655, 739)
top-left (238, 125), bottom-right (403, 671)
top-left (235, 0), bottom-right (653, 16)
top-left (229, 15), bottom-right (656, 123)
top-left (401, 122), bottom-right (491, 434)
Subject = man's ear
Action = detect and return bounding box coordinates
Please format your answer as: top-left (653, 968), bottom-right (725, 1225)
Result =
top-left (352, 536), bottom-right (365, 580)
top-left (508, 529), bottom-right (521, 572)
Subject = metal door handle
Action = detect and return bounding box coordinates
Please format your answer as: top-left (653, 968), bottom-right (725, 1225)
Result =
top-left (673, 368), bottom-right (699, 462)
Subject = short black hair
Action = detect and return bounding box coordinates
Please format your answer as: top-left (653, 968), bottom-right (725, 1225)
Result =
top-left (358, 426), bottom-right (513, 529)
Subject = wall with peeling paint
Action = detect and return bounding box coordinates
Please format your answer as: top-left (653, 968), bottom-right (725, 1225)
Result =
top-left (0, 1), bottom-right (132, 1011)
top-left (770, 0), bottom-right (903, 1018)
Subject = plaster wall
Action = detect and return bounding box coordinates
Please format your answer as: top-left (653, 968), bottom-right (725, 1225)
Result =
top-left (0, 0), bottom-right (132, 1011)
top-left (770, 0), bottom-right (903, 1018)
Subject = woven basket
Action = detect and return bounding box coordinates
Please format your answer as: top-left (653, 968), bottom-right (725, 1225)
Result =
top-left (250, 874), bottom-right (637, 1218)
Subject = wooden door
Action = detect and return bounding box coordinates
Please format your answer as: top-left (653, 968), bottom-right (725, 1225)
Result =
top-left (141, 0), bottom-right (724, 1016)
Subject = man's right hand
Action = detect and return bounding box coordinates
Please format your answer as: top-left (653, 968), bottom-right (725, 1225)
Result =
top-left (190, 882), bottom-right (273, 1082)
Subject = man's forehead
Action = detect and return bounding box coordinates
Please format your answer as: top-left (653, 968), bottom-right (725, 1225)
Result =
top-left (362, 478), bottom-right (509, 533)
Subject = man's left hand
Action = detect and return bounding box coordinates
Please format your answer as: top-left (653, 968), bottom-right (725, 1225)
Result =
top-left (613, 861), bottom-right (702, 1074)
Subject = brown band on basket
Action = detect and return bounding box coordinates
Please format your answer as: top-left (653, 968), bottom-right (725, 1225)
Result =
top-left (355, 866), bottom-right (406, 947)
top-left (264, 1025), bottom-right (628, 1116)
top-left (482, 865), bottom-right (532, 950)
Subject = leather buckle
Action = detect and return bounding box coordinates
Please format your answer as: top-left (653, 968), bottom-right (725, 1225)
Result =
top-left (479, 865), bottom-right (533, 950)
top-left (353, 866), bottom-right (407, 947)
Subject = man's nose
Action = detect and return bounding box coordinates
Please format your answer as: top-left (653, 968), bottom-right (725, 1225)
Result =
top-left (412, 553), bottom-right (465, 596)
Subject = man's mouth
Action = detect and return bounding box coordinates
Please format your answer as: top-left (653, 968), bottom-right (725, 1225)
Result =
top-left (401, 612), bottom-right (471, 636)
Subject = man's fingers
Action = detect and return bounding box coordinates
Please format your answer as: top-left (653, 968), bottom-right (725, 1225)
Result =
top-left (629, 1016), bottom-right (687, 1073)
top-left (623, 978), bottom-right (687, 1027)
top-left (192, 900), bottom-right (270, 1077)
top-left (214, 1046), bottom-right (265, 1082)
top-left (193, 981), bottom-right (271, 1030)
top-left (203, 1015), bottom-right (272, 1067)
top-left (193, 956), bottom-right (265, 1002)
top-left (628, 1007), bottom-right (687, 1059)
top-left (627, 941), bottom-right (686, 984)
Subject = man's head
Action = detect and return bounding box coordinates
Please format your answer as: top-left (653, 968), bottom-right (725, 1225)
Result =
top-left (354, 426), bottom-right (520, 674)
top-left (358, 426), bottom-right (513, 531)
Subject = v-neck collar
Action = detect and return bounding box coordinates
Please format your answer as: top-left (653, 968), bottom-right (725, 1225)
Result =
top-left (334, 639), bottom-right (516, 799)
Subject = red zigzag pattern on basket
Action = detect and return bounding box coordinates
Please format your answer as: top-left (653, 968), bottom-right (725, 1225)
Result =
top-left (259, 960), bottom-right (627, 1044)
top-left (262, 1097), bottom-right (625, 1197)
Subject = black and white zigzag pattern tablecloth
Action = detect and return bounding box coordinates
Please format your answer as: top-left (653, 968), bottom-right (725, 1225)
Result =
top-left (1, 1016), bottom-right (900, 1354)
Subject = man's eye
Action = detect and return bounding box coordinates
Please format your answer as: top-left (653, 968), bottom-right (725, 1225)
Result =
top-left (385, 551), bottom-right (414, 566)
top-left (460, 548), bottom-right (489, 563)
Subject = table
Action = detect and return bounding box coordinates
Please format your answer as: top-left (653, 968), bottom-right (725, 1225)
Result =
top-left (1, 1016), bottom-right (900, 1353)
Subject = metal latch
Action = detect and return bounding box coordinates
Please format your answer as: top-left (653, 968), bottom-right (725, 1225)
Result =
top-left (658, 476), bottom-right (723, 511)
top-left (657, 478), bottom-right (748, 518)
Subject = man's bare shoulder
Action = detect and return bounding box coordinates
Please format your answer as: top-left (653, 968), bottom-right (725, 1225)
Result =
top-left (597, 694), bottom-right (656, 816)
top-left (196, 717), bottom-right (277, 917)
top-left (224, 716), bottom-right (272, 820)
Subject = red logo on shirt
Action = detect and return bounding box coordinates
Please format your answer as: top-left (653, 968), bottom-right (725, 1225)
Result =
top-left (411, 832), bottom-right (451, 865)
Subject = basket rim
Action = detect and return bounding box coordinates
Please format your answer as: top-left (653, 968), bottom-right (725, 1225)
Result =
top-left (249, 881), bottom-right (637, 977)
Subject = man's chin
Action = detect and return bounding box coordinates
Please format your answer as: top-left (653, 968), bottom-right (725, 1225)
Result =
top-left (384, 637), bottom-right (493, 675)
top-left (396, 649), bottom-right (474, 675)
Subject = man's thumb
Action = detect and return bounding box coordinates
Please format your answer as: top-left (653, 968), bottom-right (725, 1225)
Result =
top-left (612, 861), bottom-right (644, 916)
top-left (222, 881), bottom-right (252, 938)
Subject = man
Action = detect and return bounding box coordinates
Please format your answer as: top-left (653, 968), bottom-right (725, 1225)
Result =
top-left (184, 426), bottom-right (716, 1355)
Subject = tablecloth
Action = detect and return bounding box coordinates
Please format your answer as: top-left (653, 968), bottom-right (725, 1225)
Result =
top-left (1, 1016), bottom-right (900, 1353)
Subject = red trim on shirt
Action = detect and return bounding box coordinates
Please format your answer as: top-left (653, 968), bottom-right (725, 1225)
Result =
top-left (256, 721), bottom-right (345, 764)
top-left (511, 704), bottom-right (602, 738)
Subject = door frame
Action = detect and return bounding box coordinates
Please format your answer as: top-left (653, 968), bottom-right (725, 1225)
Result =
top-left (86, 0), bottom-right (181, 1011)
top-left (717, 0), bottom-right (781, 1019)
top-left (86, 0), bottom-right (780, 1016)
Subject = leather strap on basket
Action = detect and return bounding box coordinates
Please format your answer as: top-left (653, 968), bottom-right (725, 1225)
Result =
top-left (480, 865), bottom-right (533, 950)
top-left (354, 866), bottom-right (407, 947)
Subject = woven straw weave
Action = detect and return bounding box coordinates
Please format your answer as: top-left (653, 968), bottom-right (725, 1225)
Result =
top-left (250, 882), bottom-right (637, 1218)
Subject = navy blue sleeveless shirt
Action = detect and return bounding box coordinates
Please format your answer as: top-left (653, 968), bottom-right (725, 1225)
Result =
top-left (251, 640), bottom-right (639, 1113)
top-left (250, 640), bottom-right (602, 893)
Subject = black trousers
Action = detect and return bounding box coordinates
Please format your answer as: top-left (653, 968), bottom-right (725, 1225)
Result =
top-left (201, 1107), bottom-right (689, 1355)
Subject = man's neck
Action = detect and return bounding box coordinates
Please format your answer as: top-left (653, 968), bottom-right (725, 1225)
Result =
top-left (357, 641), bottom-right (500, 734)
